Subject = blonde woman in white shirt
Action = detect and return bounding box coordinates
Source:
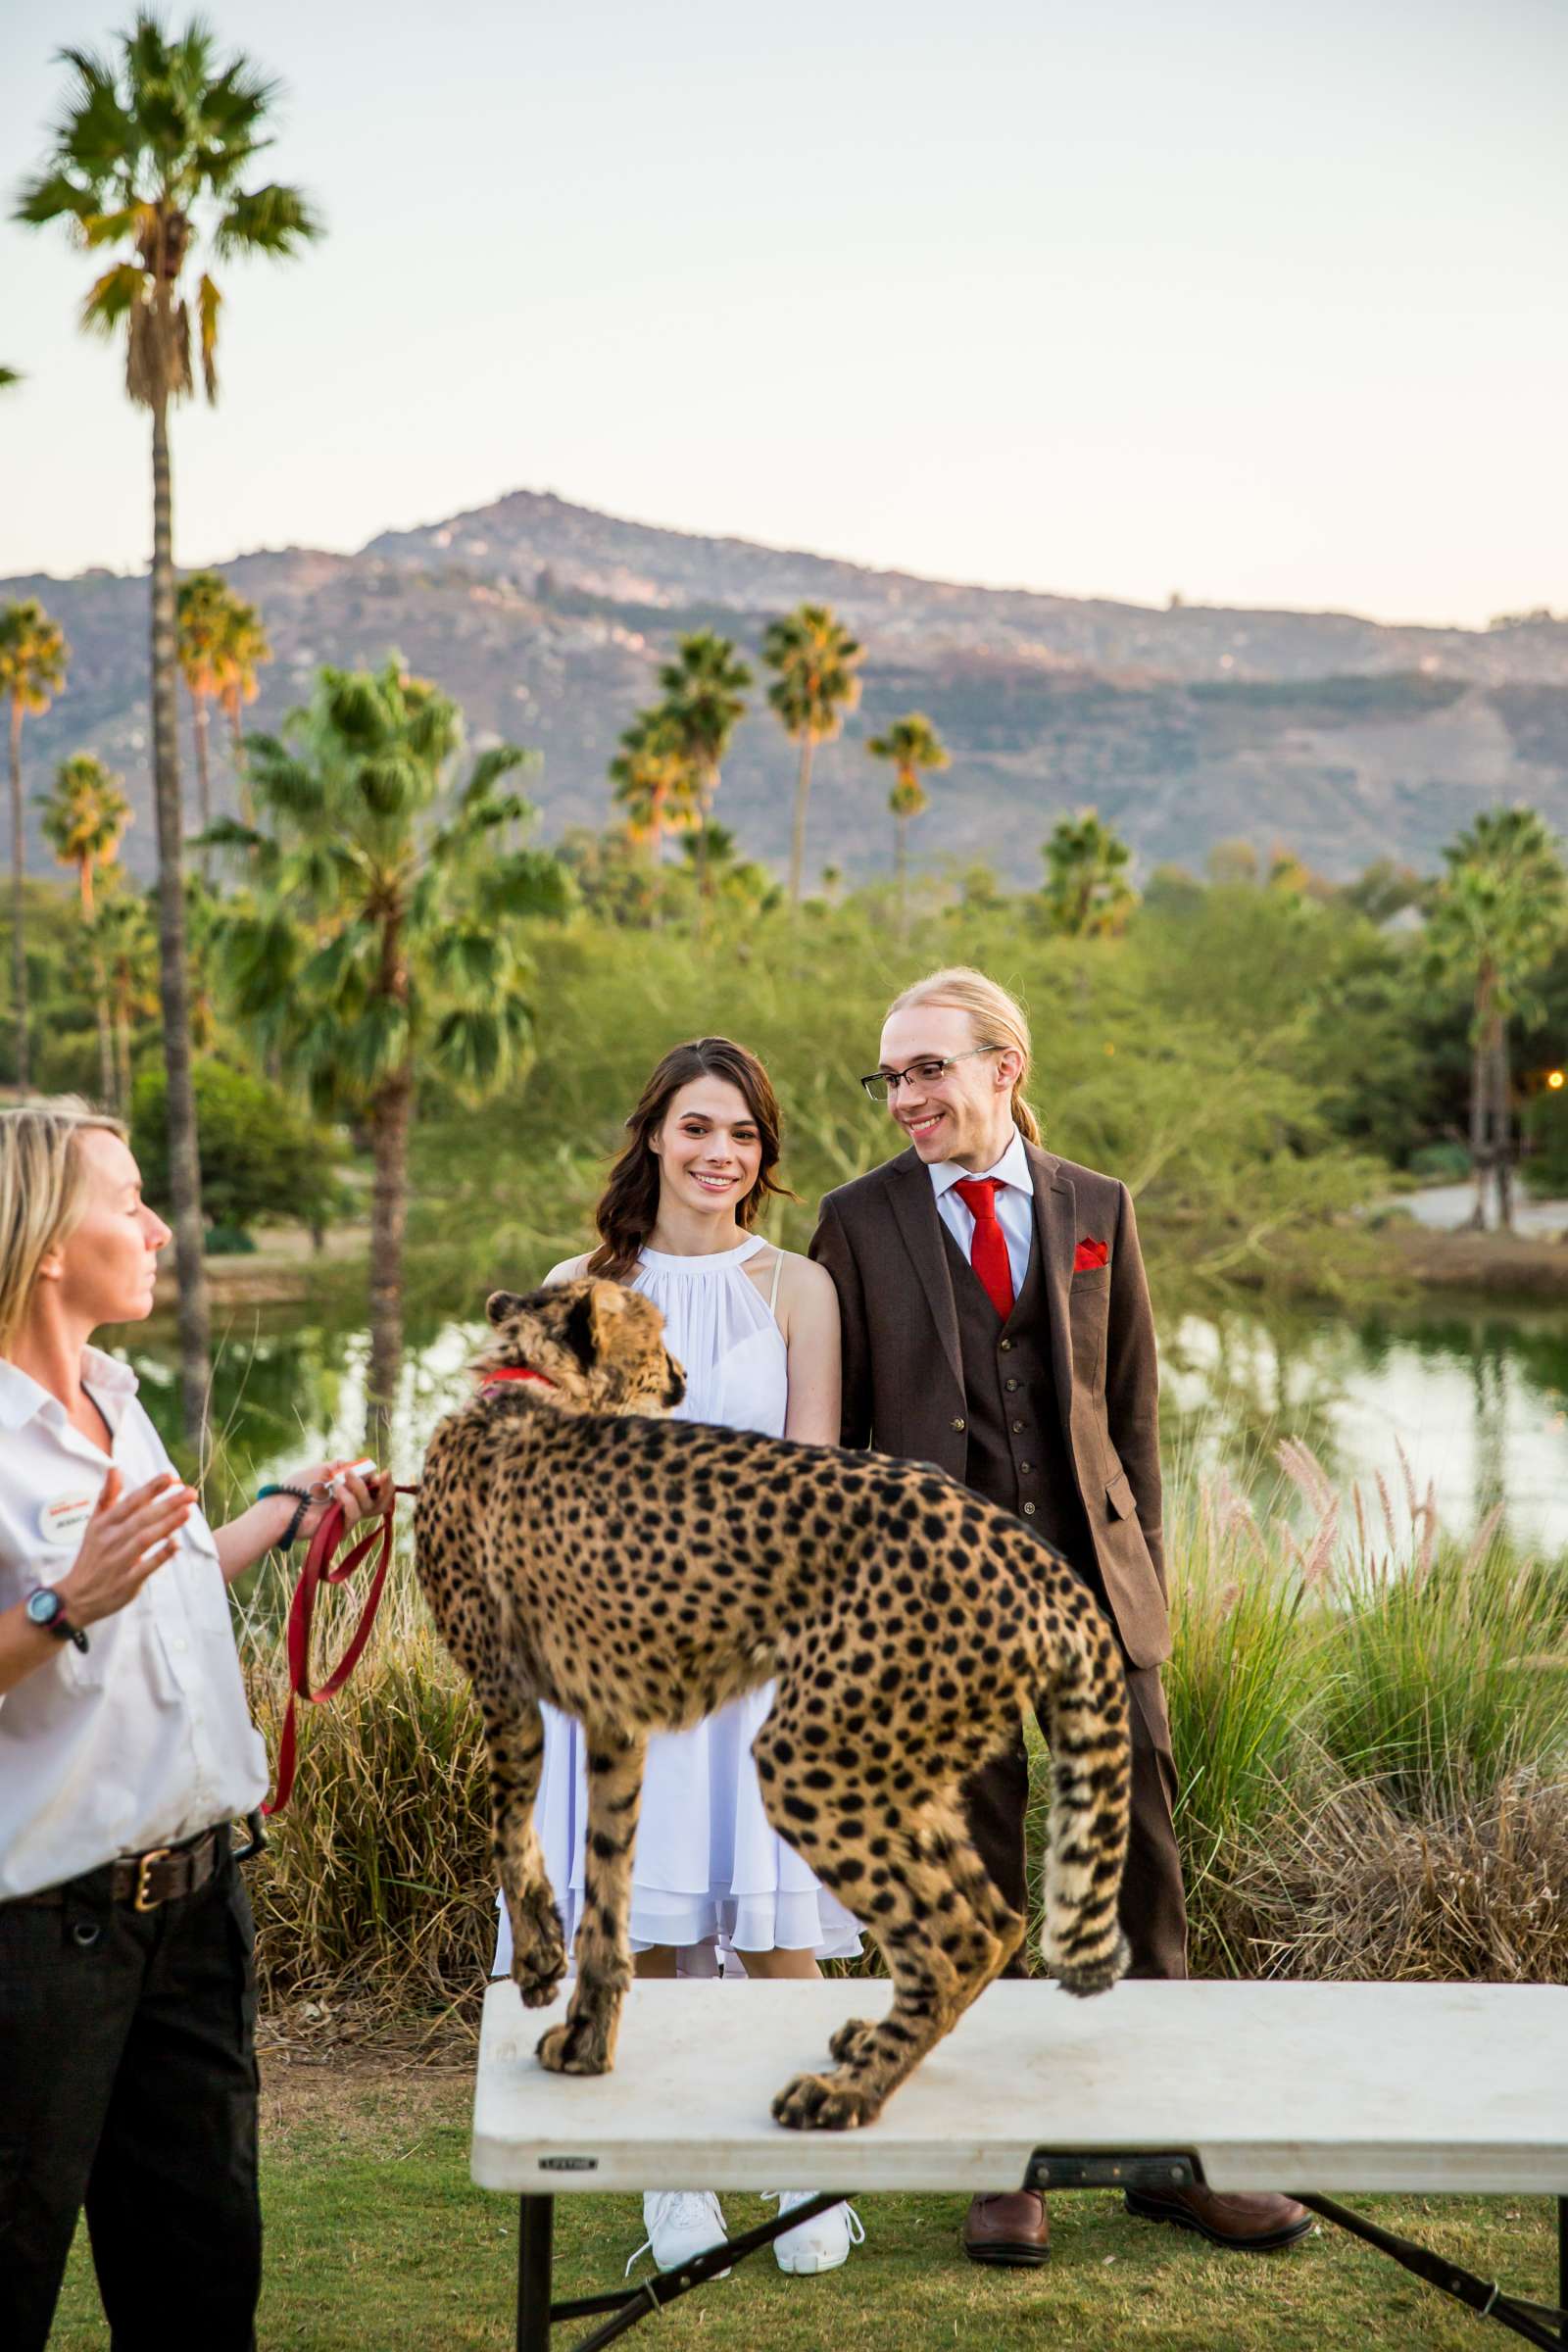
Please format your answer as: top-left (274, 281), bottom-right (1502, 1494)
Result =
top-left (0, 1099), bottom-right (390, 2352)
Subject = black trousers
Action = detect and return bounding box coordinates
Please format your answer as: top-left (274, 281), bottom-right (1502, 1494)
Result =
top-left (0, 1842), bottom-right (261, 2352)
top-left (963, 1660), bottom-right (1190, 1983)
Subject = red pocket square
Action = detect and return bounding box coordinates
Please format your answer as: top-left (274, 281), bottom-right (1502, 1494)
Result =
top-left (1074, 1238), bottom-right (1108, 1272)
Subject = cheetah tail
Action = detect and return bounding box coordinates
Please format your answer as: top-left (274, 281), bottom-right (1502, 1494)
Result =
top-left (1032, 1598), bottom-right (1132, 1997)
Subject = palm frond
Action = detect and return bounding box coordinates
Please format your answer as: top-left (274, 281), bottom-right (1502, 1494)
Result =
top-left (13, 170), bottom-right (96, 226)
top-left (196, 270), bottom-right (221, 399)
top-left (79, 261), bottom-right (147, 336)
top-left (214, 181), bottom-right (322, 258)
top-left (461, 741), bottom-right (535, 805)
top-left (479, 850), bottom-right (578, 924)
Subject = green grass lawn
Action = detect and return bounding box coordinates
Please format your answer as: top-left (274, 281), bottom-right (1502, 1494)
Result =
top-left (51, 2066), bottom-right (1559, 2350)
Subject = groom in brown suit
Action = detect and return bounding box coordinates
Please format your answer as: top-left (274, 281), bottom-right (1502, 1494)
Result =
top-left (809, 965), bottom-right (1308, 2265)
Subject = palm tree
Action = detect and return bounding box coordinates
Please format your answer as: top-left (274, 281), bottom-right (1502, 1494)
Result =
top-left (1427, 808), bottom-right (1568, 1231)
top-left (38, 751), bottom-right (132, 921)
top-left (762, 604), bottom-right (863, 908)
top-left (0, 599), bottom-right (70, 1089)
top-left (215, 588), bottom-right (270, 812)
top-left (608, 706), bottom-right (698, 868)
top-left (677, 821), bottom-right (779, 916)
top-left (39, 756), bottom-right (133, 1108)
top-left (1042, 808), bottom-right (1138, 937)
top-left (18, 15), bottom-right (321, 1445)
top-left (210, 660), bottom-right (573, 1452)
top-left (656, 631), bottom-right (752, 905)
top-left (93, 880), bottom-right (160, 1114)
top-left (866, 712), bottom-right (949, 932)
top-left (176, 569), bottom-right (229, 863)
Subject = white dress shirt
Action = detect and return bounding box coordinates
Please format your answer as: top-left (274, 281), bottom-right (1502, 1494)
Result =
top-left (0, 1346), bottom-right (268, 1898)
top-left (928, 1125), bottom-right (1036, 1298)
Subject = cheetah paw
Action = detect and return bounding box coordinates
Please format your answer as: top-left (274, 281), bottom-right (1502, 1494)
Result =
top-left (771, 2069), bottom-right (880, 2132)
top-left (514, 1944), bottom-right (566, 2009)
top-left (536, 2017), bottom-right (611, 2075)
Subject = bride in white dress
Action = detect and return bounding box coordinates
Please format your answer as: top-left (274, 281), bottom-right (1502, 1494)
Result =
top-left (491, 1037), bottom-right (863, 2280)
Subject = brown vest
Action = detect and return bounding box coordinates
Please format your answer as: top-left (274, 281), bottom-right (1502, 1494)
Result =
top-left (940, 1220), bottom-right (1093, 1567)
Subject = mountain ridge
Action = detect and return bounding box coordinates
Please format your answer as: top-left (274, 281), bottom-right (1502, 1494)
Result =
top-left (7, 485), bottom-right (1568, 890)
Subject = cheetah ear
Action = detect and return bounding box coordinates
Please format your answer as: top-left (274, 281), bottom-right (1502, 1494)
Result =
top-left (485, 1290), bottom-right (525, 1326)
top-left (562, 1278), bottom-right (628, 1368)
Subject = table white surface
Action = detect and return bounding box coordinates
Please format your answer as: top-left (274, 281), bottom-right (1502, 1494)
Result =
top-left (470, 1977), bottom-right (1568, 2197)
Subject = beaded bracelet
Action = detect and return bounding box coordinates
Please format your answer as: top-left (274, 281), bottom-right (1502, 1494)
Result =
top-left (257, 1482), bottom-right (316, 1552)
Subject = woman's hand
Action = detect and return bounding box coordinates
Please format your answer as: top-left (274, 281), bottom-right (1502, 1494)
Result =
top-left (56, 1469), bottom-right (197, 1628)
top-left (285, 1458), bottom-right (395, 1545)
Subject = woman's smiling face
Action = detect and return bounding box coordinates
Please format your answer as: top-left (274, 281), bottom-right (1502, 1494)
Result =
top-left (649, 1077), bottom-right (762, 1219)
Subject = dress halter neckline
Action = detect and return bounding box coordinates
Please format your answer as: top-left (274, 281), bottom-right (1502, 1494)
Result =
top-left (638, 1235), bottom-right (767, 1273)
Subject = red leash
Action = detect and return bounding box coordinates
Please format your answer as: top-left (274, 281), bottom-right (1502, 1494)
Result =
top-left (262, 1484), bottom-right (416, 1817)
top-left (263, 1372), bottom-right (549, 1814)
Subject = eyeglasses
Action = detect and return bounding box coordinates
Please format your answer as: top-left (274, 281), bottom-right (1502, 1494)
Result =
top-left (858, 1048), bottom-right (1001, 1103)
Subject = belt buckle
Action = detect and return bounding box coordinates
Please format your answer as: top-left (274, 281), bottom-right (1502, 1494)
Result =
top-left (133, 1847), bottom-right (172, 1912)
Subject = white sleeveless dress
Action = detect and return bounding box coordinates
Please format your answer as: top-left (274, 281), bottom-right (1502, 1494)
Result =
top-left (492, 1236), bottom-right (861, 1976)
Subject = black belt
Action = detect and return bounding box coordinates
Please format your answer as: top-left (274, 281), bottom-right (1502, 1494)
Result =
top-left (9, 1815), bottom-right (264, 1913)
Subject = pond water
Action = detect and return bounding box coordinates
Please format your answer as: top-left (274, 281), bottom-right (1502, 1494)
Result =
top-left (110, 1289), bottom-right (1568, 1563)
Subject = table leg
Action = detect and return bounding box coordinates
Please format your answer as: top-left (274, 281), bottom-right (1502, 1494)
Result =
top-left (1558, 2198), bottom-right (1565, 2344)
top-left (517, 2194), bottom-right (555, 2352)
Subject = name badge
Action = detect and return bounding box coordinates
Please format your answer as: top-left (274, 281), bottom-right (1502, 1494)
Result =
top-left (38, 1493), bottom-right (97, 1547)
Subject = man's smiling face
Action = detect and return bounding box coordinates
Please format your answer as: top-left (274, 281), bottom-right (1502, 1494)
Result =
top-left (876, 1003), bottom-right (1019, 1168)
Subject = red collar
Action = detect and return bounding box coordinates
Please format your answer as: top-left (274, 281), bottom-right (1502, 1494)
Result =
top-left (481, 1365), bottom-right (557, 1391)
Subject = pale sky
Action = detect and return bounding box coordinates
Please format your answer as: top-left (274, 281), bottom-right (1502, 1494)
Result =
top-left (3, 0), bottom-right (1564, 626)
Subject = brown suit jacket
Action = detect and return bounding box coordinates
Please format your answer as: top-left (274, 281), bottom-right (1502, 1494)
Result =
top-left (808, 1140), bottom-right (1170, 1668)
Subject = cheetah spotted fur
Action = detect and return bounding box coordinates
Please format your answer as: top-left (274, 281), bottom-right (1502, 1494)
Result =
top-left (415, 1277), bottom-right (1132, 2130)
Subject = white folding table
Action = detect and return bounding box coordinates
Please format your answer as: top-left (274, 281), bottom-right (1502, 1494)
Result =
top-left (471, 1977), bottom-right (1568, 2350)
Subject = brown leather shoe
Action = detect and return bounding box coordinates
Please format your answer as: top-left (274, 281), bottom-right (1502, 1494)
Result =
top-left (962, 2190), bottom-right (1051, 2267)
top-left (1125, 2183), bottom-right (1312, 2250)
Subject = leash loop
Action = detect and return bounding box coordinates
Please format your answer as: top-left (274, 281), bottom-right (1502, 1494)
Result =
top-left (262, 1483), bottom-right (416, 1816)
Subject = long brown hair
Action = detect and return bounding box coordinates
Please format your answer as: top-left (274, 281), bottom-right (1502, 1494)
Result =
top-left (586, 1038), bottom-right (796, 1281)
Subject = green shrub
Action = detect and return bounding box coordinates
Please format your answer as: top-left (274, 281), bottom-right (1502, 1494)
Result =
top-left (1407, 1140), bottom-right (1471, 1183)
top-left (205, 1223), bottom-right (258, 1255)
top-left (133, 1058), bottom-right (344, 1234)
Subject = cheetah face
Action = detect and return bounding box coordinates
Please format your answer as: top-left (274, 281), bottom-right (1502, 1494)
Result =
top-left (480, 1278), bottom-right (687, 1416)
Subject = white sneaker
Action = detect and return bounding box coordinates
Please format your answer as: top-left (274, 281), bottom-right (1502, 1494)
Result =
top-left (628, 2189), bottom-right (730, 2278)
top-left (766, 2189), bottom-right (866, 2275)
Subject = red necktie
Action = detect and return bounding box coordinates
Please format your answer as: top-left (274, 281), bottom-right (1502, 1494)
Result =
top-left (953, 1177), bottom-right (1014, 1322)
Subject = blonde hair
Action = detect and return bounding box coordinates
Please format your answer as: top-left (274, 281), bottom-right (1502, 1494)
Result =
top-left (0, 1098), bottom-right (127, 1352)
top-left (885, 966), bottom-right (1042, 1145)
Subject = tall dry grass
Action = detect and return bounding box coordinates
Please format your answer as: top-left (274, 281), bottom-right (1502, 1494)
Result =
top-left (240, 1446), bottom-right (1568, 2011)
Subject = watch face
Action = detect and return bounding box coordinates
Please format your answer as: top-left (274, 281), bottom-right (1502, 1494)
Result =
top-left (25, 1588), bottom-right (63, 1628)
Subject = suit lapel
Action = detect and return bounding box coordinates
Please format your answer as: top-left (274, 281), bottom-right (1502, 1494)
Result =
top-left (1025, 1141), bottom-right (1077, 1441)
top-left (886, 1150), bottom-right (963, 1392)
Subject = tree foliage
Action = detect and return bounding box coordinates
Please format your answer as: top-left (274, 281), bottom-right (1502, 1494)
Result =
top-left (131, 1056), bottom-right (340, 1235)
top-left (762, 603), bottom-right (863, 906)
top-left (37, 750), bottom-right (131, 916)
top-left (1041, 807), bottom-right (1137, 937)
top-left (15, 13), bottom-right (321, 412)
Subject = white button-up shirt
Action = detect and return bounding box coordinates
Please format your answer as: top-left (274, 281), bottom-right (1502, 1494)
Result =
top-left (0, 1347), bottom-right (267, 1898)
top-left (928, 1125), bottom-right (1037, 1299)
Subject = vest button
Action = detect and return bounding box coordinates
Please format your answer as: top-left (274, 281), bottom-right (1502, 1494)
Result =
top-left (999, 1338), bottom-right (1013, 1352)
top-left (1022, 1500), bottom-right (1037, 1516)
top-left (951, 1416), bottom-right (965, 1432)
top-left (1004, 1377), bottom-right (1019, 1392)
top-left (1019, 1461), bottom-right (1032, 1474)
top-left (1011, 1419), bottom-right (1025, 1433)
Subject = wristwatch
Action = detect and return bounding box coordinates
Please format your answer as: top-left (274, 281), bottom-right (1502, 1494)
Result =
top-left (24, 1587), bottom-right (89, 1654)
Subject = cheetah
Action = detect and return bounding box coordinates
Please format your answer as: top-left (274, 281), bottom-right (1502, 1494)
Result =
top-left (415, 1277), bottom-right (1132, 2131)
